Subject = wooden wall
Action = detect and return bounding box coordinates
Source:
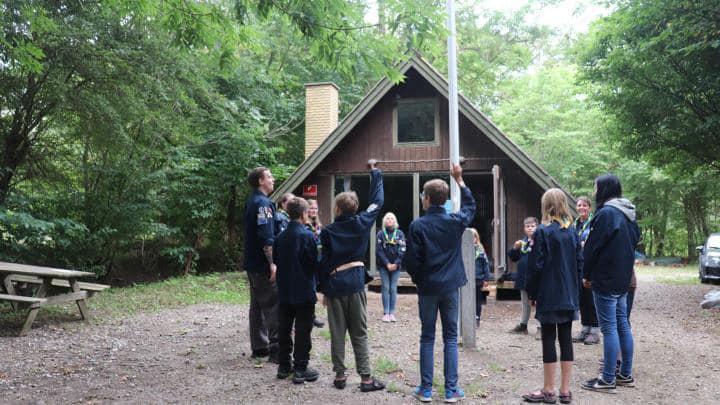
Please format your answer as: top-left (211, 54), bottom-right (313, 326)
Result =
top-left (292, 67), bottom-right (547, 275)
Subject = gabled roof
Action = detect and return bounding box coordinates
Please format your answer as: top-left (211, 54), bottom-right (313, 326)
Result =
top-left (274, 53), bottom-right (572, 202)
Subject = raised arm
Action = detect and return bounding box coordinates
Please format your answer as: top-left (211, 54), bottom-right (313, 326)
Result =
top-left (448, 164), bottom-right (476, 227)
top-left (358, 166), bottom-right (384, 229)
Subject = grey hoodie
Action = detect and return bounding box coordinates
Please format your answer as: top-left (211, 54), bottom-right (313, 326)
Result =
top-left (603, 198), bottom-right (636, 222)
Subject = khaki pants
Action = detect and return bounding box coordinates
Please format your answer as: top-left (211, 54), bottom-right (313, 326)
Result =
top-left (326, 291), bottom-right (371, 377)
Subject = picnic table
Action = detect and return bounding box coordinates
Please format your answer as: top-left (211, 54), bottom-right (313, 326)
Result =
top-left (0, 261), bottom-right (109, 336)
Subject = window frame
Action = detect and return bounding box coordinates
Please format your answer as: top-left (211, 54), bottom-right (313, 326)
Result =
top-left (392, 97), bottom-right (440, 147)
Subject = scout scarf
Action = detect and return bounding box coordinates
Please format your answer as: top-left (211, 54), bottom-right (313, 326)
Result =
top-left (383, 227), bottom-right (398, 245)
top-left (520, 239), bottom-right (532, 254)
top-left (575, 213), bottom-right (593, 237)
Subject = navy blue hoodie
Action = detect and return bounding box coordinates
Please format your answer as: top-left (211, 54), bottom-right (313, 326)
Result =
top-left (403, 186), bottom-right (476, 296)
top-left (583, 198), bottom-right (640, 295)
top-left (273, 221), bottom-right (318, 305)
top-left (318, 169), bottom-right (384, 298)
top-left (525, 221), bottom-right (583, 314)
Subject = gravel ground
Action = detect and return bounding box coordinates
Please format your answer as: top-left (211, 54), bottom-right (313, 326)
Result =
top-left (1, 274), bottom-right (719, 404)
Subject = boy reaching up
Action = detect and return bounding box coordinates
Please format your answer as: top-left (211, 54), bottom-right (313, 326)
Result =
top-left (403, 164), bottom-right (476, 403)
top-left (319, 161), bottom-right (386, 392)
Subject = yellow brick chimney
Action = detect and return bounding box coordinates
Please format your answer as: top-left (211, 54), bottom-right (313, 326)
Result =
top-left (304, 82), bottom-right (339, 159)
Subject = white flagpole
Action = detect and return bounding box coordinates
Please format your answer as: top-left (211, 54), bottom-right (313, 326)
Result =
top-left (447, 0), bottom-right (460, 212)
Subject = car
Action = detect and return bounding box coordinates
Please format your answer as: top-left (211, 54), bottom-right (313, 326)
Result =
top-left (697, 233), bottom-right (720, 284)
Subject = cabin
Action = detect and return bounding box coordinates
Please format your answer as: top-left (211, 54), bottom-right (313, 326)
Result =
top-left (273, 54), bottom-right (574, 285)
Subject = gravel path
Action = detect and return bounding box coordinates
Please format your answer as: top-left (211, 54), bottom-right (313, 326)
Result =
top-left (1, 275), bottom-right (719, 404)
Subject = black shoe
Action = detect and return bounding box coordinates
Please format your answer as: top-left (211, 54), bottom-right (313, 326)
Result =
top-left (510, 323), bottom-right (528, 334)
top-left (359, 377), bottom-right (385, 392)
top-left (277, 365), bottom-right (293, 379)
top-left (313, 318), bottom-right (325, 328)
top-left (581, 377), bottom-right (616, 393)
top-left (292, 368), bottom-right (319, 384)
top-left (615, 373), bottom-right (635, 387)
top-left (250, 348), bottom-right (269, 359)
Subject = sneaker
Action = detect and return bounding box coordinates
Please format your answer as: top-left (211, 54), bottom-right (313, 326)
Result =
top-left (292, 368), bottom-right (319, 384)
top-left (413, 386), bottom-right (432, 402)
top-left (312, 317), bottom-right (325, 328)
top-left (572, 330), bottom-right (589, 342)
top-left (510, 323), bottom-right (528, 334)
top-left (615, 373), bottom-right (636, 387)
top-left (445, 388), bottom-right (465, 403)
top-left (583, 333), bottom-right (600, 345)
top-left (382, 314), bottom-right (391, 322)
top-left (389, 314), bottom-right (397, 322)
top-left (581, 377), bottom-right (616, 393)
top-left (276, 365), bottom-right (293, 379)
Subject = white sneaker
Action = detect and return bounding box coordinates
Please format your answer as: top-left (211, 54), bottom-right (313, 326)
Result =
top-left (389, 314), bottom-right (397, 322)
top-left (382, 314), bottom-right (391, 322)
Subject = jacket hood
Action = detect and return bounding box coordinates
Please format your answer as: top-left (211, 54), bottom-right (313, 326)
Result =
top-left (604, 198), bottom-right (636, 222)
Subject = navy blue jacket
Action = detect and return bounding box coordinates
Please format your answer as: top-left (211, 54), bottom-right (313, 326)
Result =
top-left (403, 186), bottom-right (476, 296)
top-left (319, 169), bottom-right (384, 297)
top-left (376, 228), bottom-right (406, 271)
top-left (243, 189), bottom-right (275, 273)
top-left (583, 203), bottom-right (640, 295)
top-left (525, 222), bottom-right (583, 314)
top-left (273, 221), bottom-right (318, 305)
top-left (275, 210), bottom-right (290, 235)
top-left (507, 236), bottom-right (532, 290)
top-left (475, 247), bottom-right (490, 282)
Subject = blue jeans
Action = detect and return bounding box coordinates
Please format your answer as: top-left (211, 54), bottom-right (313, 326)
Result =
top-left (379, 267), bottom-right (400, 314)
top-left (418, 290), bottom-right (459, 392)
top-left (593, 290), bottom-right (634, 381)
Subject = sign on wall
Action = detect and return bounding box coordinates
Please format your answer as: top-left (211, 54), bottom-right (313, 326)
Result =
top-left (302, 184), bottom-right (318, 197)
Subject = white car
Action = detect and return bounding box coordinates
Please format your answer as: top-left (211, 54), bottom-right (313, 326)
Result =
top-left (697, 233), bottom-right (720, 284)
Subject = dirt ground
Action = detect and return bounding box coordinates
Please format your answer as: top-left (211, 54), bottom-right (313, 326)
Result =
top-left (1, 273), bottom-right (719, 404)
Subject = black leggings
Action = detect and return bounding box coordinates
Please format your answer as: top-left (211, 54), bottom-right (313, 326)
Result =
top-left (541, 321), bottom-right (573, 363)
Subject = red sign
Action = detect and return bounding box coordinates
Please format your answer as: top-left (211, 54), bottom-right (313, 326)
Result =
top-left (302, 184), bottom-right (318, 197)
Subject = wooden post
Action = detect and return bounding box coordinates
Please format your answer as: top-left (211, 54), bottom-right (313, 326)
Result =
top-left (459, 229), bottom-right (476, 348)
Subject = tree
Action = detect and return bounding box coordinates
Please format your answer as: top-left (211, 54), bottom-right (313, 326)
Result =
top-left (576, 0), bottom-right (720, 173)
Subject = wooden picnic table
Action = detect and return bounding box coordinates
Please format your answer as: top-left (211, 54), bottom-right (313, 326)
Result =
top-left (0, 261), bottom-right (109, 336)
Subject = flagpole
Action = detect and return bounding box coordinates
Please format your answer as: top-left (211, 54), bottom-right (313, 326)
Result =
top-left (447, 0), bottom-right (460, 212)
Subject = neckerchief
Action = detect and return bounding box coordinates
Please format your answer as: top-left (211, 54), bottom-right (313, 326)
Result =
top-left (575, 213), bottom-right (593, 237)
top-left (383, 227), bottom-right (397, 245)
top-left (520, 239), bottom-right (531, 254)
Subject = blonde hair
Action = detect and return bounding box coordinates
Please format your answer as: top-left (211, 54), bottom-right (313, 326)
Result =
top-left (468, 228), bottom-right (484, 251)
top-left (541, 188), bottom-right (573, 229)
top-left (382, 212), bottom-right (398, 228)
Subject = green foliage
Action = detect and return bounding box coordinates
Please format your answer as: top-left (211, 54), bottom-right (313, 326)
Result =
top-left (577, 0), bottom-right (720, 173)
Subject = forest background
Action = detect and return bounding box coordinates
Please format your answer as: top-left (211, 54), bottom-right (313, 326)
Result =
top-left (1, 0), bottom-right (718, 283)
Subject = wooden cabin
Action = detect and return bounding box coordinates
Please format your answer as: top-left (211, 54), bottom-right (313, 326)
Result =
top-left (273, 54), bottom-right (574, 286)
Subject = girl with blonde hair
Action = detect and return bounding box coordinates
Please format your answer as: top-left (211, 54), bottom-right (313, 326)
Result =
top-left (376, 212), bottom-right (406, 322)
top-left (522, 188), bottom-right (582, 404)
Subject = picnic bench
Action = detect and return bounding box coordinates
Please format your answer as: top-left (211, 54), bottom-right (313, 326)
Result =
top-left (0, 261), bottom-right (110, 336)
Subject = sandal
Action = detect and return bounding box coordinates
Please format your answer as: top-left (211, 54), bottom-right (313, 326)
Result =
top-left (522, 389), bottom-right (557, 404)
top-left (333, 376), bottom-right (347, 390)
top-left (359, 377), bottom-right (386, 392)
top-left (559, 391), bottom-right (572, 404)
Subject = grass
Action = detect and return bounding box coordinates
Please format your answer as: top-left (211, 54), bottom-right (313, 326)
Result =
top-left (487, 362), bottom-right (506, 373)
top-left (374, 356), bottom-right (401, 374)
top-left (317, 329), bottom-right (332, 341)
top-left (635, 264), bottom-right (699, 285)
top-left (0, 272), bottom-right (250, 325)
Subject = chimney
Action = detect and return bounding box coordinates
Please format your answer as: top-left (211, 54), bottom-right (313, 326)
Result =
top-left (304, 82), bottom-right (339, 159)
